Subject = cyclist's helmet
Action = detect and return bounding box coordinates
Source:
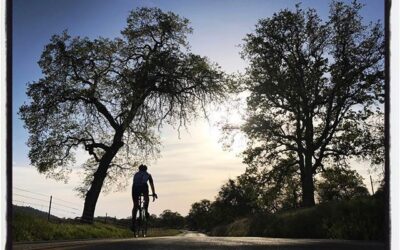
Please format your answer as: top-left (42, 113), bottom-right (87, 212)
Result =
top-left (139, 164), bottom-right (148, 171)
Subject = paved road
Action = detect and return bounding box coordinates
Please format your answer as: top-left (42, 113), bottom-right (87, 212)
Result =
top-left (14, 231), bottom-right (386, 250)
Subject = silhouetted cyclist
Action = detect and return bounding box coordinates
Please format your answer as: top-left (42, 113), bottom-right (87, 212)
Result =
top-left (131, 164), bottom-right (157, 232)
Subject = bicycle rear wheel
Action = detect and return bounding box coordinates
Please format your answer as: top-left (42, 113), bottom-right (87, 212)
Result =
top-left (135, 208), bottom-right (142, 237)
top-left (140, 209), bottom-right (148, 237)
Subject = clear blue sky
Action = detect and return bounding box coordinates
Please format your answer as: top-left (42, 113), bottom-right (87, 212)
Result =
top-left (13, 0), bottom-right (384, 217)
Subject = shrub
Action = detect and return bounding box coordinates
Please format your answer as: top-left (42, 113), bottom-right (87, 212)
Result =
top-left (210, 196), bottom-right (384, 240)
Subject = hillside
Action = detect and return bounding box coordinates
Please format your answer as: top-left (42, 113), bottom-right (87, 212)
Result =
top-left (13, 205), bottom-right (60, 220)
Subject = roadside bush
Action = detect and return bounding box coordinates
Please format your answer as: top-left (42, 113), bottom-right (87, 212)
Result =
top-left (321, 197), bottom-right (384, 240)
top-left (263, 206), bottom-right (326, 238)
top-left (210, 196), bottom-right (384, 240)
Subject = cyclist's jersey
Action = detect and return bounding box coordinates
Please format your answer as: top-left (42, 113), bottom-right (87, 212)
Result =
top-left (133, 171), bottom-right (151, 187)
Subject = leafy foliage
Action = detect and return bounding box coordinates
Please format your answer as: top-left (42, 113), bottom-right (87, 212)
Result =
top-left (185, 0), bottom-right (384, 238)
top-left (188, 175), bottom-right (382, 240)
top-left (225, 0), bottom-right (384, 206)
top-left (210, 196), bottom-right (384, 240)
top-left (19, 7), bottom-right (227, 221)
top-left (317, 167), bottom-right (369, 203)
top-left (156, 210), bottom-right (185, 229)
top-left (186, 199), bottom-right (214, 231)
top-left (213, 173), bottom-right (260, 220)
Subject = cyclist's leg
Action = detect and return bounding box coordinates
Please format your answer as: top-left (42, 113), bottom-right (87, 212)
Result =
top-left (132, 199), bottom-right (139, 221)
top-left (143, 185), bottom-right (150, 218)
top-left (131, 186), bottom-right (140, 232)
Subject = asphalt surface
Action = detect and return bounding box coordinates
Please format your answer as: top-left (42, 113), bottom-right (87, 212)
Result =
top-left (13, 231), bottom-right (386, 250)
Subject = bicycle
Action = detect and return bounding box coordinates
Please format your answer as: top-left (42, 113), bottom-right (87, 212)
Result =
top-left (134, 194), bottom-right (156, 237)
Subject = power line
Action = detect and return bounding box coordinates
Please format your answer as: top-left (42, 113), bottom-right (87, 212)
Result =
top-left (51, 206), bottom-right (78, 215)
top-left (14, 200), bottom-right (77, 218)
top-left (51, 202), bottom-right (80, 211)
top-left (13, 187), bottom-right (48, 197)
top-left (13, 200), bottom-right (47, 210)
top-left (14, 199), bottom-right (81, 221)
top-left (14, 193), bottom-right (80, 211)
top-left (14, 186), bottom-right (82, 209)
top-left (52, 197), bottom-right (81, 207)
top-left (13, 193), bottom-right (49, 204)
top-left (14, 186), bottom-right (82, 207)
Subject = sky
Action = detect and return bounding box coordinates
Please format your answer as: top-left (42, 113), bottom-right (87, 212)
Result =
top-left (12, 0), bottom-right (384, 218)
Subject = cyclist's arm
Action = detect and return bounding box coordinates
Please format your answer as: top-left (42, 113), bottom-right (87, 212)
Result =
top-left (148, 175), bottom-right (157, 198)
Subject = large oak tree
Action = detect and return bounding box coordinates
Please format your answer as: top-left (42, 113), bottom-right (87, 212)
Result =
top-left (237, 1), bottom-right (384, 207)
top-left (20, 7), bottom-right (226, 223)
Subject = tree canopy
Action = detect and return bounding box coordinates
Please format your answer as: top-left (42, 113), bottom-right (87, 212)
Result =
top-left (225, 1), bottom-right (384, 207)
top-left (20, 7), bottom-right (226, 222)
top-left (187, 199), bottom-right (214, 231)
top-left (317, 167), bottom-right (369, 203)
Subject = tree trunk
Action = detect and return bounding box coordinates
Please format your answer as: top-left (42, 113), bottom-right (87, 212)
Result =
top-left (301, 114), bottom-right (316, 207)
top-left (300, 153), bottom-right (316, 207)
top-left (301, 171), bottom-right (315, 207)
top-left (81, 140), bottom-right (123, 223)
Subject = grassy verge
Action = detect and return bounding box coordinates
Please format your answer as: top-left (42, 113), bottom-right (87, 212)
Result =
top-left (13, 209), bottom-right (180, 242)
top-left (210, 196), bottom-right (384, 240)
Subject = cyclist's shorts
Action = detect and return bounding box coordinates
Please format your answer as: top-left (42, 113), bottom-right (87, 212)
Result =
top-left (133, 184), bottom-right (149, 200)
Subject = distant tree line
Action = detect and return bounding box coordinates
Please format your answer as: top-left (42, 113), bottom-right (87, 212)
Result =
top-left (149, 210), bottom-right (186, 229)
top-left (114, 209), bottom-right (186, 229)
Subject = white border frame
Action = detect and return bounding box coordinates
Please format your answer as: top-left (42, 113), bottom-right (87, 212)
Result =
top-left (390, 0), bottom-right (399, 249)
top-left (1, 0), bottom-right (7, 248)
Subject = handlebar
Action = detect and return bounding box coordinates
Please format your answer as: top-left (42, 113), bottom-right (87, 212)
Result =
top-left (139, 194), bottom-right (158, 202)
top-left (149, 194), bottom-right (157, 202)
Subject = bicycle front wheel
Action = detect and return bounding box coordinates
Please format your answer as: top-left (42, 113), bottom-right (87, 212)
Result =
top-left (141, 210), bottom-right (148, 237)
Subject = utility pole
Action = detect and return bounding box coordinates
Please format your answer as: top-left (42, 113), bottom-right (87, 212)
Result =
top-left (48, 195), bottom-right (52, 221)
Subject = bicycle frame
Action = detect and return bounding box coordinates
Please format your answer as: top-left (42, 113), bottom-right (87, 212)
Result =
top-left (134, 194), bottom-right (155, 237)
